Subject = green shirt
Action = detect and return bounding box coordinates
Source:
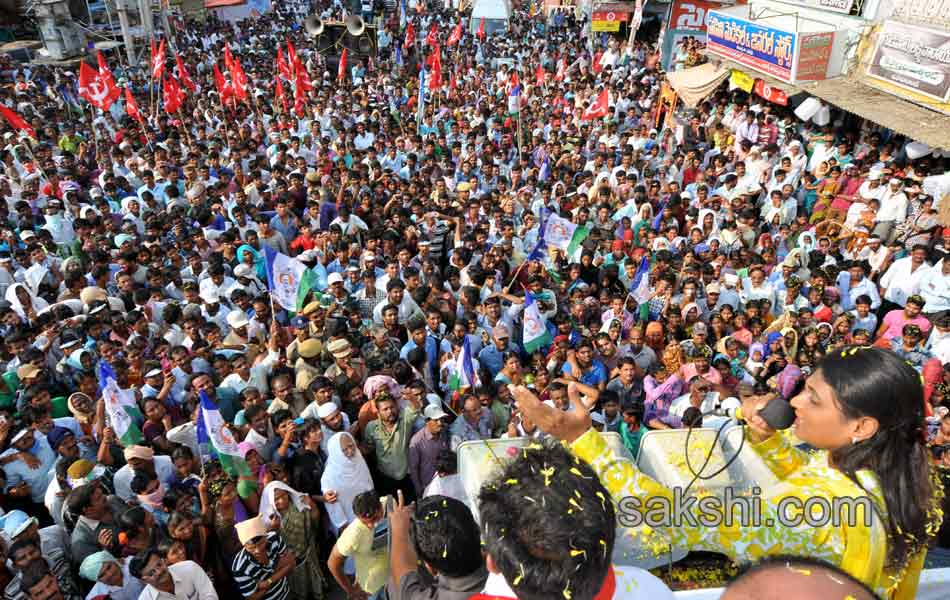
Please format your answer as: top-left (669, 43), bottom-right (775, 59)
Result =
top-left (365, 407), bottom-right (418, 480)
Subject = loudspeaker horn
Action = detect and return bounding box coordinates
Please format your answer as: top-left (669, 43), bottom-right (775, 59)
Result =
top-left (345, 14), bottom-right (365, 36)
top-left (305, 15), bottom-right (324, 37)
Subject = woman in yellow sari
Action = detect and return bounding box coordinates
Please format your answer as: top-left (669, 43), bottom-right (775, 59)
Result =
top-left (510, 347), bottom-right (942, 599)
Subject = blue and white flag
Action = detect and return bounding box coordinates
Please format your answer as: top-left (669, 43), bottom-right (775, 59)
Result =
top-left (197, 390), bottom-right (251, 477)
top-left (98, 361), bottom-right (143, 447)
top-left (264, 245), bottom-right (307, 311)
top-left (538, 156), bottom-right (550, 181)
top-left (523, 291), bottom-right (553, 354)
top-left (448, 335), bottom-right (480, 391)
top-left (417, 68), bottom-right (426, 130)
top-left (630, 256), bottom-right (651, 305)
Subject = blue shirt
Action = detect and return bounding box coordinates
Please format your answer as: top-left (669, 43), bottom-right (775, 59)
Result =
top-left (1, 436), bottom-right (56, 503)
top-left (835, 272), bottom-right (881, 311)
top-left (401, 336), bottom-right (452, 382)
top-left (562, 359), bottom-right (609, 387)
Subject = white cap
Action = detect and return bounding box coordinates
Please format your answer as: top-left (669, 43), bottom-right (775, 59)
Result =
top-left (234, 264), bottom-right (255, 278)
top-left (316, 403), bottom-right (338, 419)
top-left (424, 404), bottom-right (449, 421)
top-left (200, 288), bottom-right (220, 304)
top-left (327, 273), bottom-right (343, 285)
top-left (226, 310), bottom-right (249, 329)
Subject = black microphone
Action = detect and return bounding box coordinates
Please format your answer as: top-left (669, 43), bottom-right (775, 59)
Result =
top-left (734, 397), bottom-right (797, 430)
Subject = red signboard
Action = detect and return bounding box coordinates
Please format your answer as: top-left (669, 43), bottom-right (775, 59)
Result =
top-left (592, 10), bottom-right (630, 20)
top-left (796, 31), bottom-right (834, 81)
top-left (753, 79), bottom-right (788, 105)
top-left (668, 0), bottom-right (745, 33)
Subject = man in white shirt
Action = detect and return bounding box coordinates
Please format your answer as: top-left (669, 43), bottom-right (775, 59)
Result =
top-left (919, 259), bottom-right (950, 317)
top-left (879, 245), bottom-right (931, 313)
top-left (872, 179), bottom-right (908, 244)
top-left (131, 550), bottom-right (218, 600)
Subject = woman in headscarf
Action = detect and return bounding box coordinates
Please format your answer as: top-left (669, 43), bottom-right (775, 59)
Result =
top-left (320, 432), bottom-right (374, 534)
top-left (5, 282), bottom-right (49, 324)
top-left (235, 244), bottom-right (267, 281)
top-left (258, 481), bottom-right (327, 600)
top-left (632, 202), bottom-right (654, 247)
top-left (78, 551), bottom-right (143, 600)
top-left (698, 208), bottom-right (719, 238)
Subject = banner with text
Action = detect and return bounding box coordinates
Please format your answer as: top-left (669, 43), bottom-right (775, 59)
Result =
top-left (706, 11), bottom-right (796, 82)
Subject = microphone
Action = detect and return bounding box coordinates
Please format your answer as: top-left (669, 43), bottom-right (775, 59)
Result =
top-left (733, 397), bottom-right (797, 430)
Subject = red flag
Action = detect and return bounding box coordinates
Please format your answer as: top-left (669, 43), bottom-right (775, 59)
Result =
top-left (447, 22), bottom-right (463, 46)
top-left (151, 39), bottom-right (166, 80)
top-left (535, 64), bottom-right (545, 86)
top-left (428, 47), bottom-right (442, 90)
top-left (476, 17), bottom-right (485, 40)
top-left (213, 63), bottom-right (234, 106)
top-left (79, 61), bottom-right (118, 111)
top-left (338, 49), bottom-right (347, 82)
top-left (509, 71), bottom-right (520, 88)
top-left (293, 71), bottom-right (306, 117)
top-left (581, 88), bottom-right (609, 120)
top-left (276, 47), bottom-right (291, 80)
top-left (275, 75), bottom-right (289, 114)
top-left (0, 104), bottom-right (34, 138)
top-left (287, 40), bottom-right (299, 76)
top-left (231, 61), bottom-right (249, 100)
top-left (223, 43), bottom-right (236, 71)
top-left (175, 53), bottom-right (197, 93)
top-left (555, 57), bottom-right (567, 81)
top-left (450, 71), bottom-right (457, 92)
top-left (404, 22), bottom-right (415, 48)
top-left (426, 24), bottom-right (438, 47)
top-left (223, 45), bottom-right (248, 100)
top-left (163, 76), bottom-right (185, 114)
top-left (96, 51), bottom-right (122, 107)
top-left (592, 50), bottom-right (603, 74)
top-left (295, 60), bottom-right (312, 92)
top-left (125, 87), bottom-right (144, 123)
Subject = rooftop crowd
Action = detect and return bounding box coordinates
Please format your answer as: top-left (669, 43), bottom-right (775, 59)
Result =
top-left (0, 0), bottom-right (948, 599)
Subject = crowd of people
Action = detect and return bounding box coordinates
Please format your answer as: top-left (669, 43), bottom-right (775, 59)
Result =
top-left (0, 0), bottom-right (948, 599)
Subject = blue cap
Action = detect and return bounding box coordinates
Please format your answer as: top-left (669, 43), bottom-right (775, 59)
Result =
top-left (47, 426), bottom-right (74, 452)
top-left (0, 510), bottom-right (37, 540)
top-left (291, 316), bottom-right (308, 329)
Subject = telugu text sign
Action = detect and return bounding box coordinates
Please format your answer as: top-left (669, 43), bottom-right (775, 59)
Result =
top-left (867, 20), bottom-right (950, 102)
top-left (706, 11), bottom-right (796, 82)
top-left (668, 0), bottom-right (746, 33)
top-left (796, 31), bottom-right (834, 81)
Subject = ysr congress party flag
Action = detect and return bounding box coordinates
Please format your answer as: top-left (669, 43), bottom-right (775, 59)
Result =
top-left (448, 335), bottom-right (480, 391)
top-left (523, 292), bottom-right (552, 353)
top-left (543, 213), bottom-right (591, 255)
top-left (264, 246), bottom-right (307, 311)
top-left (197, 390), bottom-right (251, 477)
top-left (98, 362), bottom-right (143, 447)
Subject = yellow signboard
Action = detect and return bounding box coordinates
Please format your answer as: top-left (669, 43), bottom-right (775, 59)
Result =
top-left (592, 20), bottom-right (622, 31)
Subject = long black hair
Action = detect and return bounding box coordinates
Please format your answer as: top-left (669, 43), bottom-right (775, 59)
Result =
top-left (819, 346), bottom-right (941, 568)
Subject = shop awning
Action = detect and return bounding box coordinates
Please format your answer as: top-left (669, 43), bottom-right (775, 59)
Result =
top-left (796, 78), bottom-right (950, 149)
top-left (665, 63), bottom-right (730, 107)
top-left (703, 54), bottom-right (950, 147)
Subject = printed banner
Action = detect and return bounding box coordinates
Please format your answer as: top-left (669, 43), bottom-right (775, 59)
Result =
top-left (668, 0), bottom-right (746, 33)
top-left (592, 11), bottom-right (628, 32)
top-left (796, 32), bottom-right (834, 81)
top-left (706, 11), bottom-right (796, 82)
top-left (730, 69), bottom-right (754, 91)
top-left (867, 20), bottom-right (950, 102)
top-left (753, 78), bottom-right (788, 105)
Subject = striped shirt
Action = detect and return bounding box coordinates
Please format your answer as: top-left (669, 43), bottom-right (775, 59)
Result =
top-left (231, 533), bottom-right (290, 600)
